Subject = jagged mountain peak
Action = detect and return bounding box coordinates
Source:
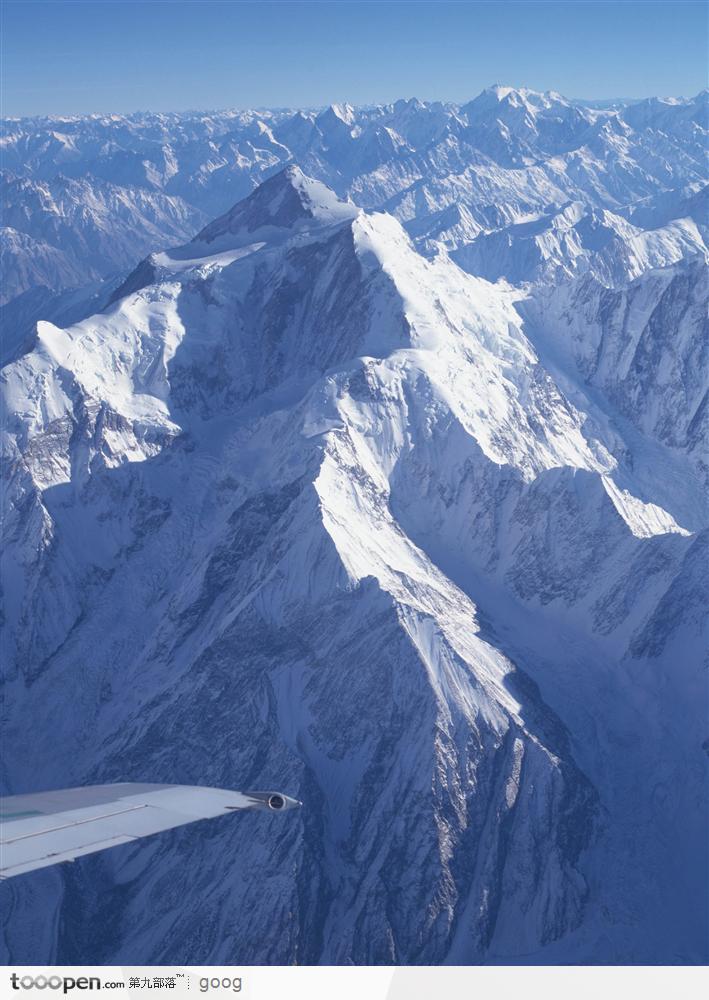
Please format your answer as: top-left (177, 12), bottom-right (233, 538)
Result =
top-left (465, 84), bottom-right (572, 114)
top-left (316, 102), bottom-right (357, 130)
top-left (392, 96), bottom-right (427, 114)
top-left (194, 165), bottom-right (358, 246)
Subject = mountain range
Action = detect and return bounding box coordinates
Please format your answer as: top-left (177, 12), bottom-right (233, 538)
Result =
top-left (2, 87), bottom-right (706, 306)
top-left (0, 87), bottom-right (707, 965)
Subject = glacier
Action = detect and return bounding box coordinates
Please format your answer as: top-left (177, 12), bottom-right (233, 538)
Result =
top-left (0, 89), bottom-right (707, 965)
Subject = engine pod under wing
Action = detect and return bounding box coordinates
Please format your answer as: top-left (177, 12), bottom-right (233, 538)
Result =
top-left (0, 782), bottom-right (301, 879)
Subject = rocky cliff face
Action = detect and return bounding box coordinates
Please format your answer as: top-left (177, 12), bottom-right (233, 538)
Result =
top-left (1, 166), bottom-right (706, 965)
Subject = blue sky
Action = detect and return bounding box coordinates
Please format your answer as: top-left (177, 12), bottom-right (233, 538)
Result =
top-left (2, 0), bottom-right (707, 117)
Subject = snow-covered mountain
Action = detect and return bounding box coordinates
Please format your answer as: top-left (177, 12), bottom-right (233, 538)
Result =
top-left (450, 202), bottom-right (706, 286)
top-left (1, 163), bottom-right (706, 965)
top-left (0, 173), bottom-right (205, 303)
top-left (2, 87), bottom-right (707, 304)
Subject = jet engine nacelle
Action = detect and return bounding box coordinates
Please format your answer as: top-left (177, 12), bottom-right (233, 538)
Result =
top-left (243, 791), bottom-right (302, 811)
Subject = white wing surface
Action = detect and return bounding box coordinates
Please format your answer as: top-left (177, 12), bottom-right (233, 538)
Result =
top-left (0, 783), bottom-right (301, 879)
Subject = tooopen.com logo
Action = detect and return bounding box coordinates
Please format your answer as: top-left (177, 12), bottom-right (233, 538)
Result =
top-left (10, 974), bottom-right (102, 993)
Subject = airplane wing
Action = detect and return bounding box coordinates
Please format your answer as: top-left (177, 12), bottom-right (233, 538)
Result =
top-left (0, 783), bottom-right (301, 880)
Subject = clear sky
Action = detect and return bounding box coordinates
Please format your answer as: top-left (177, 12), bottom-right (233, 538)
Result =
top-left (1, 0), bottom-right (707, 117)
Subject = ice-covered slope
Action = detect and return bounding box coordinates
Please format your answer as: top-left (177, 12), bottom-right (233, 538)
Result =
top-left (1, 170), bottom-right (706, 965)
top-left (451, 202), bottom-right (706, 286)
top-left (523, 256), bottom-right (708, 479)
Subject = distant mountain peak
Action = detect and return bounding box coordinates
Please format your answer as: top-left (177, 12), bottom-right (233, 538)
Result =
top-left (194, 165), bottom-right (358, 245)
top-left (466, 84), bottom-right (572, 113)
top-left (488, 84), bottom-right (522, 101)
top-left (317, 102), bottom-right (357, 129)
